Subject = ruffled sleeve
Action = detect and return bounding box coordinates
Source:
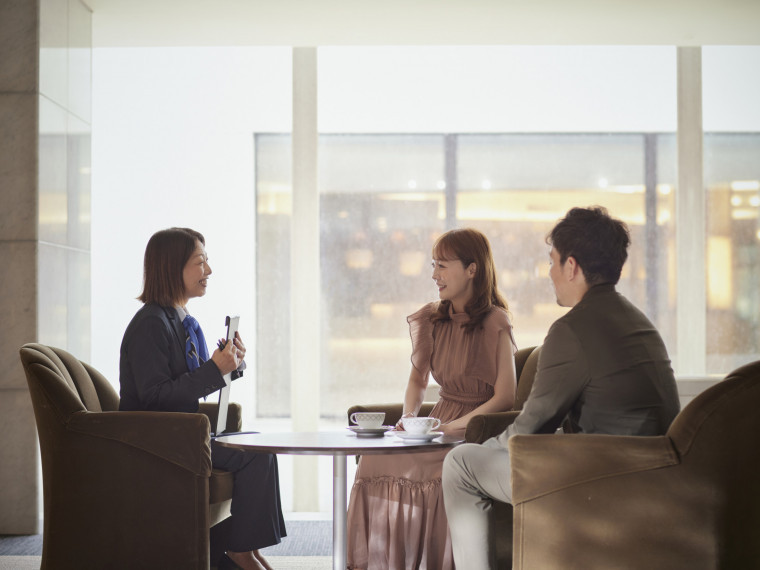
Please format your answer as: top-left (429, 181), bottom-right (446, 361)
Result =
top-left (478, 307), bottom-right (518, 386)
top-left (483, 307), bottom-right (517, 353)
top-left (407, 302), bottom-right (436, 375)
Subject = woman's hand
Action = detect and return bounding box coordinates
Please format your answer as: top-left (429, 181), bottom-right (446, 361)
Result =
top-left (438, 422), bottom-right (466, 437)
top-left (395, 412), bottom-right (415, 431)
top-left (211, 337), bottom-right (242, 375)
top-left (232, 331), bottom-right (246, 361)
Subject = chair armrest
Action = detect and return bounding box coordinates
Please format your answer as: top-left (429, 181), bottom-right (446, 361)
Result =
top-left (508, 433), bottom-right (679, 504)
top-left (199, 401), bottom-right (242, 433)
top-left (465, 411), bottom-right (521, 443)
top-left (66, 410), bottom-right (212, 476)
top-left (347, 402), bottom-right (436, 427)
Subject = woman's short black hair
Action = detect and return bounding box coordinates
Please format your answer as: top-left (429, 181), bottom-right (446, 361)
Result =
top-left (138, 227), bottom-right (205, 306)
top-left (547, 207), bottom-right (630, 286)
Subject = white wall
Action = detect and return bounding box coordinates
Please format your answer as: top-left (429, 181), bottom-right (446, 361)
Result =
top-left (91, 47), bottom-right (291, 386)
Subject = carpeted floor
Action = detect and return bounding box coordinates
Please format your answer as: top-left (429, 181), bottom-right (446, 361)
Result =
top-left (0, 520), bottom-right (331, 556)
top-left (0, 555), bottom-right (332, 569)
top-left (0, 520), bottom-right (333, 568)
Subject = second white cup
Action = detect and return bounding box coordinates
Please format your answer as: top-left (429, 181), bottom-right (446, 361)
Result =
top-left (350, 412), bottom-right (386, 429)
top-left (400, 416), bottom-right (442, 435)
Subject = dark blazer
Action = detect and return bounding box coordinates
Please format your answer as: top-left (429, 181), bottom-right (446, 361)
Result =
top-left (119, 303), bottom-right (226, 413)
top-left (498, 284), bottom-right (680, 443)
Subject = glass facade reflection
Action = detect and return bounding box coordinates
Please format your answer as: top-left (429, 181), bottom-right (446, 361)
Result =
top-left (704, 134), bottom-right (760, 372)
top-left (251, 131), bottom-right (758, 419)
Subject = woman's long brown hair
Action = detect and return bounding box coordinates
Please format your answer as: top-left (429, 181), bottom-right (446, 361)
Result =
top-left (430, 228), bottom-right (509, 332)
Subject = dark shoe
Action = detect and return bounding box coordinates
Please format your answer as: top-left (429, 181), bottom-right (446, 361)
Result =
top-left (217, 553), bottom-right (243, 570)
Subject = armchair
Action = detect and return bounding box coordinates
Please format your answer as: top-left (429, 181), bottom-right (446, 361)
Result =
top-left (508, 359), bottom-right (760, 569)
top-left (20, 343), bottom-right (240, 570)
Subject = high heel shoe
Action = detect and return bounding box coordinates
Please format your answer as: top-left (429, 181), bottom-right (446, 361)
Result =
top-left (217, 553), bottom-right (243, 570)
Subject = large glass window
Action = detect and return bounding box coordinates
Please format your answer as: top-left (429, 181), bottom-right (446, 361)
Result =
top-left (256, 46), bottom-right (680, 424)
top-left (255, 130), bottom-right (679, 418)
top-left (703, 47), bottom-right (760, 373)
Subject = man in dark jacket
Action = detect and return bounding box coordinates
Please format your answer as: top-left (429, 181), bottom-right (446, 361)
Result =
top-left (442, 206), bottom-right (680, 569)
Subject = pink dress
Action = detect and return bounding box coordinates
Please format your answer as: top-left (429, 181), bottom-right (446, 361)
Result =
top-left (346, 302), bottom-right (515, 570)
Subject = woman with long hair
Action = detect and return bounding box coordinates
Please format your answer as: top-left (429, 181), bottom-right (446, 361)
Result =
top-left (346, 227), bottom-right (517, 569)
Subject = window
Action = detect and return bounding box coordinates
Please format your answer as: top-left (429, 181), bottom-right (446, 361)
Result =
top-left (255, 46), bottom-right (683, 422)
top-left (703, 47), bottom-right (760, 373)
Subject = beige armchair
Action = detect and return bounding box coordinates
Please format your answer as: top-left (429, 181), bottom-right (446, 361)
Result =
top-left (347, 345), bottom-right (542, 568)
top-left (20, 343), bottom-right (240, 570)
top-left (508, 359), bottom-right (760, 569)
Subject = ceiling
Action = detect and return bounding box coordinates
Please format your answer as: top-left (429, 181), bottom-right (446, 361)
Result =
top-left (87, 0), bottom-right (760, 48)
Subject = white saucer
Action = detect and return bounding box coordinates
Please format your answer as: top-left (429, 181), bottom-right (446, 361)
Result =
top-left (394, 431), bottom-right (443, 442)
top-left (347, 425), bottom-right (394, 437)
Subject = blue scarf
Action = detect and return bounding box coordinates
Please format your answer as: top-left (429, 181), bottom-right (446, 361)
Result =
top-left (182, 314), bottom-right (209, 372)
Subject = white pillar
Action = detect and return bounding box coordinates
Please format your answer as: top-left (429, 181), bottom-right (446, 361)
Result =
top-left (676, 47), bottom-right (706, 375)
top-left (291, 47), bottom-right (320, 511)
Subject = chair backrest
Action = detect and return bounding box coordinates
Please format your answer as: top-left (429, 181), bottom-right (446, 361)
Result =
top-left (668, 359), bottom-right (760, 457)
top-left (20, 343), bottom-right (120, 420)
top-left (514, 345), bottom-right (541, 411)
top-left (665, 359), bottom-right (760, 566)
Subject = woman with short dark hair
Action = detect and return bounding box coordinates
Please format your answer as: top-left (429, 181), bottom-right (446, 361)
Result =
top-left (119, 227), bottom-right (285, 570)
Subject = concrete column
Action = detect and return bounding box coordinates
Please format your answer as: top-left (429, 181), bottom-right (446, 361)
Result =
top-left (0, 0), bottom-right (92, 533)
top-left (0, 0), bottom-right (40, 536)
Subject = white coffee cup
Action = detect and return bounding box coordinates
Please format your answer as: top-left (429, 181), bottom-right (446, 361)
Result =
top-left (350, 412), bottom-right (386, 429)
top-left (400, 416), bottom-right (442, 435)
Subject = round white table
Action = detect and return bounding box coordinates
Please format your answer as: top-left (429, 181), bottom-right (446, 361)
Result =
top-left (215, 430), bottom-right (464, 570)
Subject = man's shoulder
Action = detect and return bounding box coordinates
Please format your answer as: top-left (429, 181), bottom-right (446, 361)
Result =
top-left (547, 288), bottom-right (643, 344)
top-left (565, 286), bottom-right (641, 322)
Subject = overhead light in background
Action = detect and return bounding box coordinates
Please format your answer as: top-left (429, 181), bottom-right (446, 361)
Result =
top-left (381, 192), bottom-right (438, 202)
top-left (436, 180), bottom-right (446, 190)
top-left (658, 184), bottom-right (673, 195)
top-left (616, 185), bottom-right (644, 194)
top-left (598, 177), bottom-right (609, 189)
top-left (730, 180), bottom-right (760, 192)
top-left (399, 250), bottom-right (425, 276)
top-left (345, 249), bottom-right (373, 269)
top-left (730, 195), bottom-right (743, 207)
top-left (407, 179), bottom-right (417, 189)
top-left (481, 179), bottom-right (492, 190)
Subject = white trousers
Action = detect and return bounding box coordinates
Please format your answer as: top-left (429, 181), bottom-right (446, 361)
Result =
top-left (442, 438), bottom-right (513, 569)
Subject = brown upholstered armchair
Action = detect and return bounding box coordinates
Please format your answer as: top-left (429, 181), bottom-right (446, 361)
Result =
top-left (347, 345), bottom-right (542, 568)
top-left (508, 359), bottom-right (760, 569)
top-left (20, 343), bottom-right (240, 570)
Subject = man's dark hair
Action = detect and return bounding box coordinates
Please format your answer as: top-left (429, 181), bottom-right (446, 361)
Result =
top-left (547, 206), bottom-right (630, 286)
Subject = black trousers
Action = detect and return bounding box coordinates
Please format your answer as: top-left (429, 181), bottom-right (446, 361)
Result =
top-left (210, 441), bottom-right (287, 552)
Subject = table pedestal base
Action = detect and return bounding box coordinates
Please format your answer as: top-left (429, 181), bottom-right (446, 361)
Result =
top-left (333, 454), bottom-right (347, 570)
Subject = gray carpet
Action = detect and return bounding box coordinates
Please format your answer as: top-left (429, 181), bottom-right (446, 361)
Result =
top-left (0, 556), bottom-right (332, 569)
top-left (0, 520), bottom-right (332, 558)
